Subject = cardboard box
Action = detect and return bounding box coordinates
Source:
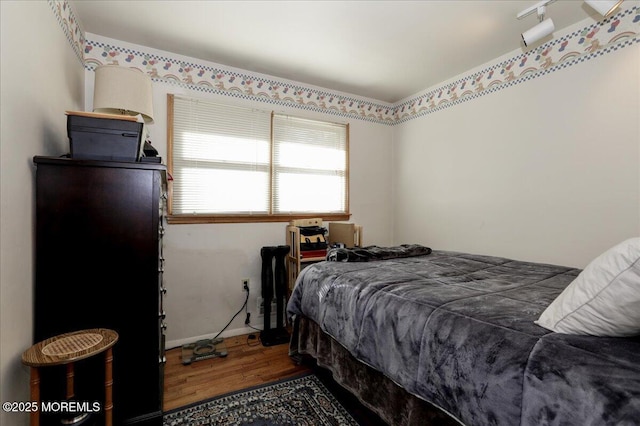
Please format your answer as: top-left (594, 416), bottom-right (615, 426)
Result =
top-left (329, 223), bottom-right (357, 248)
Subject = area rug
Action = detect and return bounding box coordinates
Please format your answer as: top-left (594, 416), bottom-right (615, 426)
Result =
top-left (163, 373), bottom-right (361, 425)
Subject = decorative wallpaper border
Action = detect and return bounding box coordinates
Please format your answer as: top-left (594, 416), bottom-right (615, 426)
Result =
top-left (55, 0), bottom-right (639, 125)
top-left (49, 0), bottom-right (84, 64)
top-left (394, 6), bottom-right (640, 124)
top-left (82, 40), bottom-right (395, 124)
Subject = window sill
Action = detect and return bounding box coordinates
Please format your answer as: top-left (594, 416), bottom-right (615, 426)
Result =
top-left (166, 213), bottom-right (351, 224)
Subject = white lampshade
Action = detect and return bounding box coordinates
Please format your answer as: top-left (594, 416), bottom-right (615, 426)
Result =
top-left (522, 18), bottom-right (555, 47)
top-left (93, 65), bottom-right (154, 124)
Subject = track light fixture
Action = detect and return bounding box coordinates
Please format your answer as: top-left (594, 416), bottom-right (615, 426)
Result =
top-left (584, 0), bottom-right (624, 17)
top-left (517, 0), bottom-right (556, 47)
top-left (517, 0), bottom-right (625, 47)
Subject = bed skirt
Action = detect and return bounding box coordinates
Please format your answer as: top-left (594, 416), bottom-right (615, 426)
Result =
top-left (291, 316), bottom-right (461, 426)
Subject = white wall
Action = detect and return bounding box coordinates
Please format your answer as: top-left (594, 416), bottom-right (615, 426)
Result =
top-left (0, 1), bottom-right (85, 424)
top-left (84, 35), bottom-right (394, 347)
top-left (393, 44), bottom-right (640, 268)
top-left (160, 88), bottom-right (393, 347)
top-left (161, 89), bottom-right (393, 347)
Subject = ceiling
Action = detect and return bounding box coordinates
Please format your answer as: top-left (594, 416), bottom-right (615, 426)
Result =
top-left (70, 0), bottom-right (628, 103)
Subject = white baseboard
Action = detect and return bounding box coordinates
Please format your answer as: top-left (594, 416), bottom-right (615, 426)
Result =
top-left (165, 325), bottom-right (261, 350)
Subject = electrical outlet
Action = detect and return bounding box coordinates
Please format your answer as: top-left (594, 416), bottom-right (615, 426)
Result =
top-left (242, 279), bottom-right (250, 292)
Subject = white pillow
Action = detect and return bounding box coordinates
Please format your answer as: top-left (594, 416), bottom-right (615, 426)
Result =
top-left (535, 237), bottom-right (640, 336)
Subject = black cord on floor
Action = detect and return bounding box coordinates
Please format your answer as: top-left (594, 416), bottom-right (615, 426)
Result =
top-left (244, 298), bottom-right (263, 346)
top-left (213, 290), bottom-right (249, 341)
top-left (211, 287), bottom-right (269, 348)
top-left (246, 333), bottom-right (261, 347)
top-left (246, 323), bottom-right (262, 332)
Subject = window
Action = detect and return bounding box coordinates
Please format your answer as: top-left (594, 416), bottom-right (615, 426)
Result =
top-left (168, 95), bottom-right (350, 223)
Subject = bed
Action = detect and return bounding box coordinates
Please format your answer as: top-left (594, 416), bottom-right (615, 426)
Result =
top-left (287, 244), bottom-right (640, 426)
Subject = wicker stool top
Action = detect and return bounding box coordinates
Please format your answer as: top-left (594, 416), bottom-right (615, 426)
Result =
top-left (41, 332), bottom-right (103, 356)
top-left (22, 328), bottom-right (118, 367)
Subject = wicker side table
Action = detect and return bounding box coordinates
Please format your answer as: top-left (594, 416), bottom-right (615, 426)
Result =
top-left (22, 328), bottom-right (118, 426)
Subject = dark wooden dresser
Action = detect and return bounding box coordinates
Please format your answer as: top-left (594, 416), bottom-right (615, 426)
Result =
top-left (33, 156), bottom-right (167, 426)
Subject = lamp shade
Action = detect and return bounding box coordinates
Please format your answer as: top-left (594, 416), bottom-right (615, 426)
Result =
top-left (522, 18), bottom-right (555, 47)
top-left (584, 0), bottom-right (623, 17)
top-left (93, 65), bottom-right (154, 123)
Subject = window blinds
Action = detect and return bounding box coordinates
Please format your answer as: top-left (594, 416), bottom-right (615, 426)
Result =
top-left (171, 96), bottom-right (271, 214)
top-left (272, 114), bottom-right (347, 214)
top-left (170, 95), bottom-right (348, 217)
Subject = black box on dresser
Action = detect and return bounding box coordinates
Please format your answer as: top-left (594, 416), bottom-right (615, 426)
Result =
top-left (67, 113), bottom-right (144, 162)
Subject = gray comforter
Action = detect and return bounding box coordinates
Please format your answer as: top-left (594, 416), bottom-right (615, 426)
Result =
top-left (287, 250), bottom-right (640, 426)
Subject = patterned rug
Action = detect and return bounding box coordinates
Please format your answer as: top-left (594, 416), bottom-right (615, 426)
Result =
top-left (163, 373), bottom-right (360, 425)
